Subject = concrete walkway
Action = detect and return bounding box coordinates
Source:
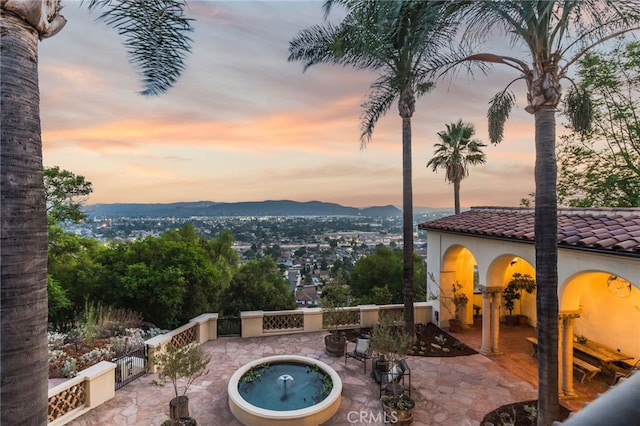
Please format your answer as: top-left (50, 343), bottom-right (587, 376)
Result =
top-left (68, 331), bottom-right (538, 426)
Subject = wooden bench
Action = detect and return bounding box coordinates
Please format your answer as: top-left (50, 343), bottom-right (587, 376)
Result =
top-left (525, 337), bottom-right (538, 356)
top-left (526, 337), bottom-right (601, 383)
top-left (573, 357), bottom-right (601, 383)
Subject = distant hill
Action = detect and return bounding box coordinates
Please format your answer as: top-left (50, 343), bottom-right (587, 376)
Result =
top-left (85, 200), bottom-right (403, 218)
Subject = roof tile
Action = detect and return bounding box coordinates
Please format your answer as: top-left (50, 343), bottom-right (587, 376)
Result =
top-left (419, 207), bottom-right (640, 256)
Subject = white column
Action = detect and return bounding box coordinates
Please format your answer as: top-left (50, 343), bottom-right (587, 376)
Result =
top-left (490, 290), bottom-right (501, 354)
top-left (480, 287), bottom-right (502, 355)
top-left (480, 289), bottom-right (491, 355)
top-left (560, 311), bottom-right (580, 398)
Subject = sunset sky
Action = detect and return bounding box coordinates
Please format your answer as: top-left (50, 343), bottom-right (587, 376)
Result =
top-left (39, 0), bottom-right (542, 209)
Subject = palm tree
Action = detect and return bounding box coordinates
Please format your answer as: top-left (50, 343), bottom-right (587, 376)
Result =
top-left (427, 120), bottom-right (486, 214)
top-left (448, 1), bottom-right (640, 424)
top-left (288, 0), bottom-right (458, 337)
top-left (0, 1), bottom-right (192, 423)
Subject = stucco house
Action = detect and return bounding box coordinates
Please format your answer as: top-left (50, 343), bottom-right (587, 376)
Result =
top-left (419, 206), bottom-right (640, 397)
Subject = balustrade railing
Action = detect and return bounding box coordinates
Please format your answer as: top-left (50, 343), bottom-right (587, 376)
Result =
top-left (170, 323), bottom-right (198, 349)
top-left (48, 381), bottom-right (86, 422)
top-left (263, 311), bottom-right (304, 332)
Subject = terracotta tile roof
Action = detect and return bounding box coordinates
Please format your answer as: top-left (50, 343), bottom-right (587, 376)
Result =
top-left (418, 207), bottom-right (640, 257)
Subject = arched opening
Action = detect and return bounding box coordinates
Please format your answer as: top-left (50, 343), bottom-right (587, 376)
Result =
top-left (561, 271), bottom-right (640, 356)
top-left (432, 245), bottom-right (478, 327)
top-left (486, 254), bottom-right (536, 325)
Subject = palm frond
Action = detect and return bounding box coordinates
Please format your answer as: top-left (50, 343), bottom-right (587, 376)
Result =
top-left (86, 0), bottom-right (193, 96)
top-left (488, 90), bottom-right (516, 145)
top-left (360, 78), bottom-right (397, 146)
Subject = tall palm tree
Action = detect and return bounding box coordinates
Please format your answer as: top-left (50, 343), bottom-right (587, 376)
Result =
top-left (0, 1), bottom-right (192, 423)
top-left (427, 119), bottom-right (486, 214)
top-left (288, 0), bottom-right (457, 337)
top-left (449, 1), bottom-right (640, 424)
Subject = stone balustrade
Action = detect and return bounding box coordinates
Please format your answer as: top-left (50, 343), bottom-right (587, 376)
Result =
top-left (48, 361), bottom-right (116, 426)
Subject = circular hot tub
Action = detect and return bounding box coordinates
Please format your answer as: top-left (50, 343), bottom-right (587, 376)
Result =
top-left (228, 355), bottom-right (342, 425)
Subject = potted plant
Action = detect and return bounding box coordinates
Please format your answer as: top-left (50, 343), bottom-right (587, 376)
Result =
top-left (369, 315), bottom-right (415, 425)
top-left (152, 342), bottom-right (211, 424)
top-left (503, 273), bottom-right (536, 326)
top-left (428, 273), bottom-right (468, 333)
top-left (321, 275), bottom-right (351, 356)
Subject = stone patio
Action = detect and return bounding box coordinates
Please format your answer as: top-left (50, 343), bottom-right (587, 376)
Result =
top-left (66, 329), bottom-right (544, 426)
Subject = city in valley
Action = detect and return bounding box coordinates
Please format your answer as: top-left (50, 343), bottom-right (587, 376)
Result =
top-left (64, 210), bottom-right (452, 304)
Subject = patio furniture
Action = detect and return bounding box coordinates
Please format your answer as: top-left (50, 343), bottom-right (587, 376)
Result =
top-left (345, 335), bottom-right (372, 373)
top-left (526, 337), bottom-right (601, 383)
top-left (525, 337), bottom-right (538, 356)
top-left (573, 357), bottom-right (601, 383)
top-left (611, 359), bottom-right (640, 385)
top-left (573, 339), bottom-right (634, 376)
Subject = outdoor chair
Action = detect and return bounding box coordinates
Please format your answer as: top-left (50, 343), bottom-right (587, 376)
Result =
top-left (345, 335), bottom-right (372, 373)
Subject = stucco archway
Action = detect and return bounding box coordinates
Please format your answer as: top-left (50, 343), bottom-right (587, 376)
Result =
top-left (431, 244), bottom-right (478, 326)
top-left (478, 254), bottom-right (536, 354)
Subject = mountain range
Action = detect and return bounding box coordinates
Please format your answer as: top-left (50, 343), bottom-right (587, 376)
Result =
top-left (84, 200), bottom-right (404, 218)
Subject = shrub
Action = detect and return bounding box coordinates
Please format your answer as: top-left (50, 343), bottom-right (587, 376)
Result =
top-left (47, 332), bottom-right (67, 350)
top-left (110, 332), bottom-right (145, 356)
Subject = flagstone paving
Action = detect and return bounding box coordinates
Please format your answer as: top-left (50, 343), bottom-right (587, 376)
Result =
top-left (67, 331), bottom-right (540, 426)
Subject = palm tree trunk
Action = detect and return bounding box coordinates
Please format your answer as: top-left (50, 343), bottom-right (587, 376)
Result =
top-left (534, 106), bottom-right (560, 425)
top-left (1, 9), bottom-right (50, 425)
top-left (401, 113), bottom-right (415, 337)
top-left (453, 180), bottom-right (461, 214)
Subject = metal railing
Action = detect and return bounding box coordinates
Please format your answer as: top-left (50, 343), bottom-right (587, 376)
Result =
top-left (113, 346), bottom-right (147, 390)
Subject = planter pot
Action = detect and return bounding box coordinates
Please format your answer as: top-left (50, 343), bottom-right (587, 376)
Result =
top-left (324, 334), bottom-right (347, 357)
top-left (382, 398), bottom-right (414, 425)
top-left (517, 315), bottom-right (529, 326)
top-left (162, 417), bottom-right (197, 426)
top-left (374, 358), bottom-right (389, 372)
top-left (170, 396), bottom-right (189, 420)
top-left (504, 315), bottom-right (518, 326)
top-left (448, 319), bottom-right (463, 333)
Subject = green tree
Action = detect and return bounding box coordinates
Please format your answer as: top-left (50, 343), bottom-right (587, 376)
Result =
top-left (0, 1), bottom-right (192, 421)
top-left (427, 120), bottom-right (486, 214)
top-left (98, 226), bottom-right (235, 328)
top-left (44, 166), bottom-right (93, 224)
top-left (264, 243), bottom-right (282, 260)
top-left (370, 285), bottom-right (394, 305)
top-left (221, 257), bottom-right (296, 316)
top-left (350, 246), bottom-right (426, 305)
top-left (289, 0), bottom-right (457, 336)
top-left (558, 40), bottom-right (640, 207)
top-left (47, 225), bottom-right (105, 325)
top-left (452, 2), bottom-right (640, 423)
top-left (47, 275), bottom-right (72, 329)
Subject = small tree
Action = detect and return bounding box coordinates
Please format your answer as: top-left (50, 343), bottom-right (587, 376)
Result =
top-left (505, 273), bottom-right (536, 316)
top-left (369, 316), bottom-right (414, 410)
top-left (502, 284), bottom-right (520, 318)
top-left (153, 342), bottom-right (211, 420)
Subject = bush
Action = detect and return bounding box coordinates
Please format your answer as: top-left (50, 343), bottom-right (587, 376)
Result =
top-left (47, 332), bottom-right (67, 350)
